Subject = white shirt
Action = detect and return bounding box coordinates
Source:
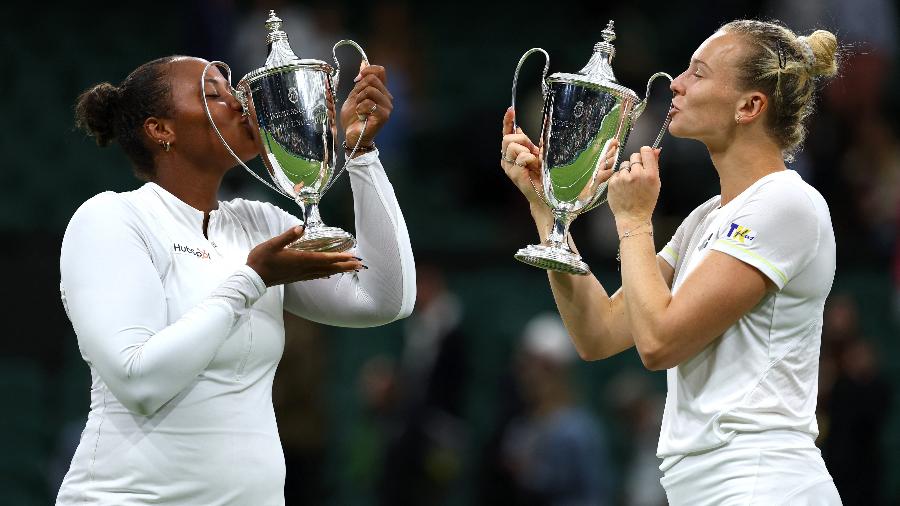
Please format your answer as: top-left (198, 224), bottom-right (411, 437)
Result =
top-left (655, 170), bottom-right (835, 471)
top-left (56, 152), bottom-right (415, 505)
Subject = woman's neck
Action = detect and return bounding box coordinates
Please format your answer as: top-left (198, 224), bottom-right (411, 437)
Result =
top-left (709, 137), bottom-right (786, 205)
top-left (152, 161), bottom-right (223, 214)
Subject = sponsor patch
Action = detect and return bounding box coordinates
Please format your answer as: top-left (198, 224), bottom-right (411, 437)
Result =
top-left (726, 223), bottom-right (756, 244)
top-left (173, 243), bottom-right (211, 260)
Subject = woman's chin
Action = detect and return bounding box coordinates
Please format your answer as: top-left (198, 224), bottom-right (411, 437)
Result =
top-left (667, 123), bottom-right (694, 141)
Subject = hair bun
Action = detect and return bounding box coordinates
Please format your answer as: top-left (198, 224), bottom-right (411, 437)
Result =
top-left (803, 30), bottom-right (838, 78)
top-left (74, 82), bottom-right (122, 146)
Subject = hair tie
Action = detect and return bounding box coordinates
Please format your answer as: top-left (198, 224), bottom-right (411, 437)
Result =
top-left (796, 36), bottom-right (816, 69)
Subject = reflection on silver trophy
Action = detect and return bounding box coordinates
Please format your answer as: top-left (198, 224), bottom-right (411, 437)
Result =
top-left (512, 21), bottom-right (673, 275)
top-left (203, 10), bottom-right (372, 252)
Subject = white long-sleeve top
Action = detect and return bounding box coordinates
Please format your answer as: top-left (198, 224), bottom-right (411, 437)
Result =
top-left (56, 152), bottom-right (415, 505)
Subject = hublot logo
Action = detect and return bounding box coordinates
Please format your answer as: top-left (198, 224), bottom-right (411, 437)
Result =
top-left (173, 243), bottom-right (211, 259)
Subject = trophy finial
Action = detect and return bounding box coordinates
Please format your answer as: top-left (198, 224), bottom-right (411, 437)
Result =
top-left (265, 10), bottom-right (290, 46)
top-left (262, 9), bottom-right (300, 66)
top-left (265, 10), bottom-right (283, 32)
top-left (601, 20), bottom-right (616, 44)
top-left (577, 19), bottom-right (617, 83)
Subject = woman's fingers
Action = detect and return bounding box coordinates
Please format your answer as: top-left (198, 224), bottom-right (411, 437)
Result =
top-left (355, 87), bottom-right (391, 118)
top-left (503, 107), bottom-right (515, 135)
top-left (356, 64), bottom-right (387, 87)
top-left (502, 134), bottom-right (538, 156)
top-left (514, 150), bottom-right (538, 170)
top-left (639, 146), bottom-right (660, 176)
top-left (350, 72), bottom-right (392, 102)
top-left (265, 226), bottom-right (305, 250)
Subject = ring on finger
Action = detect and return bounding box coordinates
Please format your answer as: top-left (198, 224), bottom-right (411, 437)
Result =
top-left (369, 103), bottom-right (377, 114)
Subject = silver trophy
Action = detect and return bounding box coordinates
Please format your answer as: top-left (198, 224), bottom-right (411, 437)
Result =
top-left (203, 10), bottom-right (372, 252)
top-left (512, 21), bottom-right (673, 275)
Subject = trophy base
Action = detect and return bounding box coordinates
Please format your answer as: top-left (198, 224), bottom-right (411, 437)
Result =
top-left (288, 226), bottom-right (356, 253)
top-left (514, 244), bottom-right (590, 275)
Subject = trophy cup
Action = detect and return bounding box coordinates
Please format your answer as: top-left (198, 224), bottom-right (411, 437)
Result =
top-left (511, 21), bottom-right (673, 275)
top-left (202, 10), bottom-right (372, 252)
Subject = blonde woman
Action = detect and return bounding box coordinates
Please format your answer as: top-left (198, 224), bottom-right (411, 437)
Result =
top-left (501, 20), bottom-right (842, 504)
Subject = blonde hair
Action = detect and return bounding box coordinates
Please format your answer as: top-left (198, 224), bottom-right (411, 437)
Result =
top-left (721, 20), bottom-right (839, 161)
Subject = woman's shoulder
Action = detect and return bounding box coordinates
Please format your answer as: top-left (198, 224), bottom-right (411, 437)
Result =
top-left (682, 195), bottom-right (722, 223)
top-left (746, 171), bottom-right (824, 218)
top-left (70, 189), bottom-right (139, 224)
top-left (220, 197), bottom-right (300, 234)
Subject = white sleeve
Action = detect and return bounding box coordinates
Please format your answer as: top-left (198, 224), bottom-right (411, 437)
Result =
top-left (659, 196), bottom-right (719, 269)
top-left (282, 151), bottom-right (416, 327)
top-left (60, 194), bottom-right (267, 416)
top-left (709, 182), bottom-right (819, 290)
top-left (659, 219), bottom-right (687, 268)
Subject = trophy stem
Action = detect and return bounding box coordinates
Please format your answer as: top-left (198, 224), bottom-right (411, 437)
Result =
top-left (547, 210), bottom-right (574, 250)
top-left (288, 198), bottom-right (357, 253)
top-left (300, 199), bottom-right (324, 230)
top-left (514, 210), bottom-right (589, 275)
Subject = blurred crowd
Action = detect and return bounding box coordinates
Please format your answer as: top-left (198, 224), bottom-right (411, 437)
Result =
top-left (2, 0), bottom-right (898, 504)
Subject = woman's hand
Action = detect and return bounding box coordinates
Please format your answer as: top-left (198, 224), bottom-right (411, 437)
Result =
top-left (341, 63), bottom-right (393, 149)
top-left (247, 227), bottom-right (364, 287)
top-left (500, 107), bottom-right (544, 208)
top-left (608, 146), bottom-right (662, 231)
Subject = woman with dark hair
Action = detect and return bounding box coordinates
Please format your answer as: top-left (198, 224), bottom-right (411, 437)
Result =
top-left (501, 20), bottom-right (842, 503)
top-left (57, 55), bottom-right (415, 504)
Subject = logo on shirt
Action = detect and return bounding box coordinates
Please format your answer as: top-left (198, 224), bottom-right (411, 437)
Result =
top-left (726, 223), bottom-right (756, 244)
top-left (173, 243), bottom-right (211, 260)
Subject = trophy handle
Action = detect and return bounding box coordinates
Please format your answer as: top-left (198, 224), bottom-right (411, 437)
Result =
top-left (331, 39), bottom-right (370, 96)
top-left (511, 48), bottom-right (550, 132)
top-left (322, 40), bottom-right (373, 196)
top-left (201, 60), bottom-right (292, 201)
top-left (632, 71), bottom-right (674, 149)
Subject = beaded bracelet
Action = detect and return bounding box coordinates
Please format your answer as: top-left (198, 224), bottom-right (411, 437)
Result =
top-left (342, 140), bottom-right (376, 154)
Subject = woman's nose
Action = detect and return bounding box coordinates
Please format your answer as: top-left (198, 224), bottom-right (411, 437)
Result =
top-left (226, 88), bottom-right (244, 113)
top-left (670, 72), bottom-right (686, 95)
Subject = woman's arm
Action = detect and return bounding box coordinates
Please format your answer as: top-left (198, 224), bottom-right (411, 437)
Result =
top-left (608, 148), bottom-right (810, 370)
top-left (61, 194), bottom-right (266, 416)
top-left (618, 233), bottom-right (769, 370)
top-left (527, 201), bottom-right (675, 360)
top-left (501, 108), bottom-right (671, 361)
top-left (282, 151), bottom-right (416, 327)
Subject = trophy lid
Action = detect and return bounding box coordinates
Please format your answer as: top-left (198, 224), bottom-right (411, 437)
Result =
top-left (579, 20), bottom-right (618, 83)
top-left (548, 20), bottom-right (637, 100)
top-left (242, 10), bottom-right (332, 83)
top-left (264, 10), bottom-right (302, 67)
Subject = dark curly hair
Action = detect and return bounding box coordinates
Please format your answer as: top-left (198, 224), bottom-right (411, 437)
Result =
top-left (74, 56), bottom-right (181, 180)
